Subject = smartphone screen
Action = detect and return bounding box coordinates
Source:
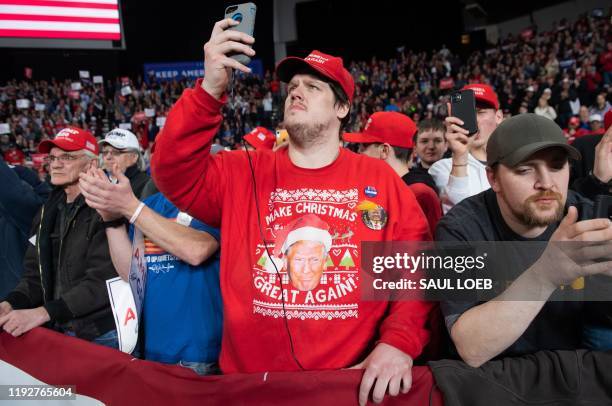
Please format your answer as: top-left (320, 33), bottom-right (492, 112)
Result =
top-left (450, 90), bottom-right (478, 136)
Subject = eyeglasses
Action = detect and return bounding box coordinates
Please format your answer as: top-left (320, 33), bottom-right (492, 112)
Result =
top-left (101, 149), bottom-right (132, 157)
top-left (44, 154), bottom-right (85, 164)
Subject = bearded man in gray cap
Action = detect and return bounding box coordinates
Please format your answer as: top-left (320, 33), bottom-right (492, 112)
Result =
top-left (436, 114), bottom-right (612, 368)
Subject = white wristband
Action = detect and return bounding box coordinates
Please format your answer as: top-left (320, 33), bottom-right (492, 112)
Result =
top-left (129, 202), bottom-right (146, 224)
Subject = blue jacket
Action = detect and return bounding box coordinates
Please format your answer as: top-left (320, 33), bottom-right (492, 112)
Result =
top-left (0, 158), bottom-right (50, 298)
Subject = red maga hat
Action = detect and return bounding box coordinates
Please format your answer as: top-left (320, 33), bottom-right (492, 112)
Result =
top-left (276, 50), bottom-right (355, 104)
top-left (568, 116), bottom-right (580, 127)
top-left (39, 127), bottom-right (98, 154)
top-left (343, 112), bottom-right (417, 149)
top-left (244, 127), bottom-right (276, 150)
top-left (461, 83), bottom-right (499, 110)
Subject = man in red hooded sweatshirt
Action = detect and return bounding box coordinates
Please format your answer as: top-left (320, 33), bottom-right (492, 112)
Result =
top-left (150, 18), bottom-right (433, 406)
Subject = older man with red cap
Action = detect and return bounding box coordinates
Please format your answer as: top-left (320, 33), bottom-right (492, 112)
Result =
top-left (0, 127), bottom-right (118, 348)
top-left (429, 84), bottom-right (503, 213)
top-left (149, 18), bottom-right (433, 406)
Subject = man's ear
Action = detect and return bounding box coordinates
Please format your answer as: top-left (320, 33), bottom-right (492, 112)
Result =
top-left (380, 144), bottom-right (391, 160)
top-left (486, 166), bottom-right (500, 192)
top-left (495, 109), bottom-right (504, 124)
top-left (336, 102), bottom-right (350, 121)
top-left (129, 152), bottom-right (140, 166)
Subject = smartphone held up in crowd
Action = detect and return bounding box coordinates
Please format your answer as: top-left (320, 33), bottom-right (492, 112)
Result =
top-left (224, 3), bottom-right (257, 66)
top-left (450, 89), bottom-right (478, 136)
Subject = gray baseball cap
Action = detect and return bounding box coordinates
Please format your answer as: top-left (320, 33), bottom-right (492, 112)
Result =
top-left (486, 113), bottom-right (581, 167)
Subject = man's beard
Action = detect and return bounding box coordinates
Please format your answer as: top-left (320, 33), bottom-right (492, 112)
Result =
top-left (510, 191), bottom-right (564, 227)
top-left (285, 119), bottom-right (329, 148)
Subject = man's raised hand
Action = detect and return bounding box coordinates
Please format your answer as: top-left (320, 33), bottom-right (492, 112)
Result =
top-left (201, 18), bottom-right (255, 100)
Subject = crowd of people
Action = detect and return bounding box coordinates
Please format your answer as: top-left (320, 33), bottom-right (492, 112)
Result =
top-left (0, 71), bottom-right (278, 171)
top-left (0, 9), bottom-right (611, 406)
top-left (1, 11), bottom-right (611, 173)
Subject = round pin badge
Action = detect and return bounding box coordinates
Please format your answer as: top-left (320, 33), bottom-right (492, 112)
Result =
top-left (364, 186), bottom-right (378, 198)
top-left (361, 204), bottom-right (388, 230)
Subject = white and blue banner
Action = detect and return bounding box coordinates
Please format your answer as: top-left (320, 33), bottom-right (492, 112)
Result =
top-left (143, 59), bottom-right (263, 83)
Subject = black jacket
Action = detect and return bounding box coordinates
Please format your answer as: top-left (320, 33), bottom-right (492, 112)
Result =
top-left (430, 350), bottom-right (612, 406)
top-left (403, 163), bottom-right (439, 196)
top-left (570, 134), bottom-right (611, 199)
top-left (125, 164), bottom-right (150, 199)
top-left (5, 188), bottom-right (117, 340)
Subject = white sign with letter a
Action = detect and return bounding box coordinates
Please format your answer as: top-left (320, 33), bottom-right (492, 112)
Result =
top-left (128, 227), bottom-right (147, 324)
top-left (106, 277), bottom-right (138, 354)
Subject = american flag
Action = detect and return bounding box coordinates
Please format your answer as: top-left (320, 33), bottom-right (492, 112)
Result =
top-left (0, 0), bottom-right (121, 41)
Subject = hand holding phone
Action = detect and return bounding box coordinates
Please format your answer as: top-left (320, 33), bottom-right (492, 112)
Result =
top-left (201, 8), bottom-right (256, 100)
top-left (450, 90), bottom-right (478, 136)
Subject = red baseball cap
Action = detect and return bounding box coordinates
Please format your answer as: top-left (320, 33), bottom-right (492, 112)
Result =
top-left (276, 50), bottom-right (355, 104)
top-left (39, 126), bottom-right (99, 154)
top-left (605, 110), bottom-right (612, 131)
top-left (568, 116), bottom-right (580, 127)
top-left (461, 84), bottom-right (499, 110)
top-left (244, 127), bottom-right (276, 150)
top-left (343, 112), bottom-right (417, 149)
top-left (4, 147), bottom-right (25, 165)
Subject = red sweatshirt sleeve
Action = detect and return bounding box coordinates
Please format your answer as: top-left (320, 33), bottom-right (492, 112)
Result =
top-left (151, 79), bottom-right (227, 227)
top-left (377, 181), bottom-right (434, 359)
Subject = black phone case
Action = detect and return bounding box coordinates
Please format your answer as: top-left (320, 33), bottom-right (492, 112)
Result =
top-left (450, 90), bottom-right (478, 136)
